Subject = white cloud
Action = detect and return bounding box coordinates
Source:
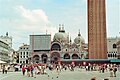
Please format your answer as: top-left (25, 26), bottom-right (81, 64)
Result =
top-left (9, 5), bottom-right (58, 50)
top-left (15, 5), bottom-right (57, 35)
top-left (16, 5), bottom-right (49, 23)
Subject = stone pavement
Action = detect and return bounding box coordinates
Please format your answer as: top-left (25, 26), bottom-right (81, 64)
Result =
top-left (0, 69), bottom-right (120, 80)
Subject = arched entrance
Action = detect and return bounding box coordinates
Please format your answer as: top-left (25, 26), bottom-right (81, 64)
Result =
top-left (64, 53), bottom-right (70, 59)
top-left (51, 52), bottom-right (60, 64)
top-left (41, 54), bottom-right (48, 64)
top-left (72, 54), bottom-right (79, 59)
top-left (51, 43), bottom-right (61, 51)
top-left (81, 54), bottom-right (85, 59)
top-left (33, 55), bottom-right (40, 63)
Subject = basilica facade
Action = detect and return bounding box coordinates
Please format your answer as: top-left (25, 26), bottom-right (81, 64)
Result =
top-left (51, 27), bottom-right (88, 63)
top-left (30, 27), bottom-right (88, 64)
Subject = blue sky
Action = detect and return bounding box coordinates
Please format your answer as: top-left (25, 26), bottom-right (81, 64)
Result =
top-left (0, 0), bottom-right (119, 50)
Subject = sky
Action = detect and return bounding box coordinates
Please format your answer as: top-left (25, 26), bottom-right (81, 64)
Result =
top-left (0, 0), bottom-right (119, 50)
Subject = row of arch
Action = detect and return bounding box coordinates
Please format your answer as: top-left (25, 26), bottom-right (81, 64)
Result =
top-left (51, 42), bottom-right (80, 51)
top-left (33, 52), bottom-right (85, 63)
top-left (108, 54), bottom-right (117, 57)
top-left (33, 54), bottom-right (48, 63)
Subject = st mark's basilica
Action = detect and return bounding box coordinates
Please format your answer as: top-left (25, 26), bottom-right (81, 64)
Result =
top-left (30, 26), bottom-right (88, 64)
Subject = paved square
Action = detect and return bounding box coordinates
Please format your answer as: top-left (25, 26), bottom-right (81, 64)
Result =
top-left (0, 69), bottom-right (120, 80)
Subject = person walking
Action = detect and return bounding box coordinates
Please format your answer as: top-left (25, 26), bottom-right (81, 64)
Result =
top-left (113, 65), bottom-right (117, 77)
top-left (26, 65), bottom-right (30, 77)
top-left (2, 65), bottom-right (5, 74)
top-left (34, 66), bottom-right (37, 78)
top-left (118, 64), bottom-right (120, 72)
top-left (102, 65), bottom-right (105, 73)
top-left (109, 66), bottom-right (113, 77)
top-left (30, 65), bottom-right (34, 77)
top-left (5, 65), bottom-right (8, 74)
top-left (22, 66), bottom-right (26, 76)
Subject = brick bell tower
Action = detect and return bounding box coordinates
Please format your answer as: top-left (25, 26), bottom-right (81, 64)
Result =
top-left (88, 0), bottom-right (107, 59)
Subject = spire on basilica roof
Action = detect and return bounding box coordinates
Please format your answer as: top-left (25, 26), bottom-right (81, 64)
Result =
top-left (59, 24), bottom-right (61, 32)
top-left (78, 29), bottom-right (81, 36)
top-left (70, 36), bottom-right (72, 43)
top-left (59, 24), bottom-right (65, 33)
top-left (6, 32), bottom-right (8, 36)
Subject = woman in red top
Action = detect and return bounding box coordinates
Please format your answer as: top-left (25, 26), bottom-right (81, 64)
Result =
top-left (22, 66), bottom-right (26, 76)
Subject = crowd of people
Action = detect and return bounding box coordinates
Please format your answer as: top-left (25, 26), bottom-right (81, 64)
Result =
top-left (0, 63), bottom-right (120, 79)
top-left (19, 63), bottom-right (120, 78)
top-left (21, 64), bottom-right (47, 78)
top-left (18, 63), bottom-right (77, 78)
top-left (84, 63), bottom-right (119, 77)
top-left (1, 65), bottom-right (9, 74)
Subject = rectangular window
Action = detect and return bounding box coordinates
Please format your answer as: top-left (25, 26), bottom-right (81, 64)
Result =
top-left (24, 52), bottom-right (25, 55)
top-left (23, 61), bottom-right (25, 63)
top-left (20, 61), bottom-right (22, 63)
top-left (21, 52), bottom-right (22, 55)
top-left (26, 52), bottom-right (28, 55)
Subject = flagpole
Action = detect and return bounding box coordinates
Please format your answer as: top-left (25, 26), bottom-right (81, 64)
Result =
top-left (32, 32), bottom-right (34, 64)
top-left (50, 33), bottom-right (52, 64)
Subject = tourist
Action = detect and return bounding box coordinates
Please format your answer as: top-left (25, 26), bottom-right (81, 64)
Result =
top-left (20, 64), bottom-right (22, 71)
top-left (99, 65), bottom-right (102, 73)
top-left (34, 66), bottom-right (37, 78)
top-left (56, 65), bottom-right (59, 72)
top-left (88, 64), bottom-right (91, 71)
top-left (22, 66), bottom-right (26, 76)
top-left (30, 65), bottom-right (34, 77)
top-left (102, 65), bottom-right (105, 73)
top-left (26, 65), bottom-right (31, 77)
top-left (113, 65), bottom-right (117, 77)
top-left (5, 65), bottom-right (8, 74)
top-left (109, 66), bottom-right (113, 77)
top-left (118, 64), bottom-right (120, 72)
top-left (2, 65), bottom-right (5, 74)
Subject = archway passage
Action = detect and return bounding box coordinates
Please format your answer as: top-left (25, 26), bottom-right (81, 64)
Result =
top-left (51, 52), bottom-right (60, 64)
top-left (51, 43), bottom-right (61, 51)
top-left (41, 54), bottom-right (48, 64)
top-left (72, 54), bottom-right (79, 59)
top-left (33, 55), bottom-right (40, 63)
top-left (64, 53), bottom-right (70, 59)
top-left (81, 54), bottom-right (85, 59)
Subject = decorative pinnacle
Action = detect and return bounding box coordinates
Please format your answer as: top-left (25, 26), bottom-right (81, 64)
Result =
top-left (78, 29), bottom-right (81, 36)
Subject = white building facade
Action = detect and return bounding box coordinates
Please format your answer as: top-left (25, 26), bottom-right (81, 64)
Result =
top-left (18, 44), bottom-right (30, 64)
top-left (0, 39), bottom-right (10, 62)
top-left (0, 32), bottom-right (12, 47)
top-left (107, 37), bottom-right (120, 59)
top-left (0, 32), bottom-right (12, 63)
top-left (116, 41), bottom-right (120, 59)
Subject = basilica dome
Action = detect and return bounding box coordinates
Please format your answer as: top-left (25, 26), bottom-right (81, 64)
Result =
top-left (74, 31), bottom-right (85, 44)
top-left (53, 27), bottom-right (69, 43)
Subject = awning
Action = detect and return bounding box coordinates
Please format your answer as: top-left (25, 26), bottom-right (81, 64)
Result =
top-left (110, 59), bottom-right (120, 63)
top-left (60, 59), bottom-right (110, 62)
top-left (0, 60), bottom-right (7, 63)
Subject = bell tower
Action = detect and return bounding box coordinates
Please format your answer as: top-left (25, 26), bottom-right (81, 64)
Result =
top-left (88, 0), bottom-right (107, 59)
